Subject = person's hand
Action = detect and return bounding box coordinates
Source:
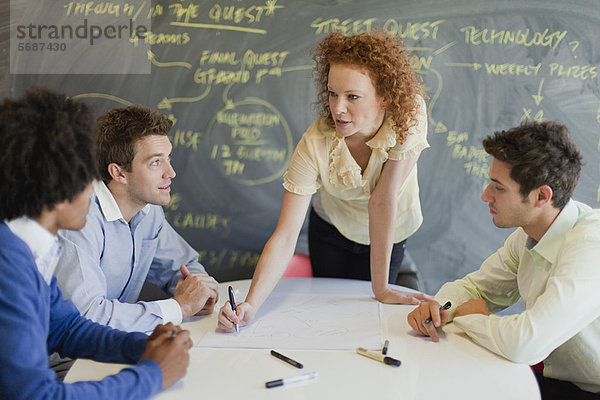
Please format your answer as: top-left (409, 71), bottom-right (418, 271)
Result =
top-left (141, 323), bottom-right (193, 390)
top-left (197, 296), bottom-right (216, 315)
top-left (373, 286), bottom-right (433, 305)
top-left (173, 265), bottom-right (219, 318)
top-left (147, 322), bottom-right (182, 341)
top-left (217, 301), bottom-right (256, 332)
top-left (455, 298), bottom-right (490, 318)
top-left (407, 300), bottom-right (451, 343)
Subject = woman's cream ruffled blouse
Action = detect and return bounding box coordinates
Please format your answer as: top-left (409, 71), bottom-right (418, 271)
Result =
top-left (283, 96), bottom-right (429, 245)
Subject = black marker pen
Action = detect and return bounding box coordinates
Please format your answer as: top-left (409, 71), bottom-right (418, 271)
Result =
top-left (270, 350), bottom-right (304, 369)
top-left (424, 301), bottom-right (452, 324)
top-left (356, 347), bottom-right (401, 367)
top-left (382, 339), bottom-right (389, 355)
top-left (265, 371), bottom-right (317, 388)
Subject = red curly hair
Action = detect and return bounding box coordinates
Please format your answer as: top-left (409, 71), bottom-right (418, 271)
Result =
top-left (313, 31), bottom-right (426, 144)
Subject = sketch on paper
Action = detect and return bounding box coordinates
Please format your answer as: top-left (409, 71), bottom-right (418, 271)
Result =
top-left (198, 293), bottom-right (383, 350)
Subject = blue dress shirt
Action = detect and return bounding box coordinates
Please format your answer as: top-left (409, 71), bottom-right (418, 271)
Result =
top-left (56, 181), bottom-right (207, 332)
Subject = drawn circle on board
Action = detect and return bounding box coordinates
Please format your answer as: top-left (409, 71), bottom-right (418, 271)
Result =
top-left (205, 97), bottom-right (294, 186)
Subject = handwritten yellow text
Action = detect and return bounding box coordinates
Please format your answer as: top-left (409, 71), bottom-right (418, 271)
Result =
top-left (410, 55), bottom-right (432, 71)
top-left (464, 161), bottom-right (489, 179)
top-left (197, 249), bottom-right (260, 270)
top-left (216, 111), bottom-right (281, 128)
top-left (243, 49), bottom-right (289, 69)
top-left (310, 17), bottom-right (377, 35)
top-left (236, 146), bottom-right (286, 162)
top-left (64, 1), bottom-right (141, 17)
top-left (165, 193), bottom-right (182, 211)
top-left (194, 67), bottom-right (250, 85)
top-left (232, 127), bottom-right (261, 142)
top-left (200, 50), bottom-right (239, 65)
top-left (549, 63), bottom-right (598, 80)
top-left (211, 144), bottom-right (232, 160)
top-left (446, 131), bottom-right (469, 146)
top-left (167, 212), bottom-right (230, 233)
top-left (171, 130), bottom-right (201, 151)
top-left (255, 67), bottom-right (283, 83)
top-left (520, 108), bottom-right (544, 123)
top-left (143, 31), bottom-right (191, 45)
top-left (210, 145), bottom-right (245, 175)
top-left (383, 19), bottom-right (444, 41)
top-left (210, 144), bottom-right (286, 173)
top-left (208, 0), bottom-right (284, 24)
top-left (169, 3), bottom-right (199, 23)
top-left (460, 26), bottom-right (567, 50)
top-left (484, 62), bottom-right (542, 76)
top-left (222, 160), bottom-right (245, 175)
top-left (196, 49), bottom-right (289, 81)
top-left (147, 4), bottom-right (163, 19)
top-left (452, 144), bottom-right (489, 163)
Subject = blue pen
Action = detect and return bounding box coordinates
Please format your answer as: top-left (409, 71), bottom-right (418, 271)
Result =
top-left (228, 286), bottom-right (239, 334)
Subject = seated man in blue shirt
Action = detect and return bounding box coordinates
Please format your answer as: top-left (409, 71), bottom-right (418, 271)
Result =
top-left (408, 121), bottom-right (600, 399)
top-left (55, 105), bottom-right (219, 332)
top-left (0, 87), bottom-right (192, 399)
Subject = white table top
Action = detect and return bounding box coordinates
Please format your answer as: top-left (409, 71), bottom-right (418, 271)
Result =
top-left (65, 278), bottom-right (541, 399)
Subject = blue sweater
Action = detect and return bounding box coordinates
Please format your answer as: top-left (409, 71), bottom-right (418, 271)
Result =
top-left (0, 223), bottom-right (163, 399)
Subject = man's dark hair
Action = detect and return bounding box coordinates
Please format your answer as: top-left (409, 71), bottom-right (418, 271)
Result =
top-left (0, 87), bottom-right (99, 220)
top-left (483, 121), bottom-right (582, 209)
top-left (96, 105), bottom-right (173, 184)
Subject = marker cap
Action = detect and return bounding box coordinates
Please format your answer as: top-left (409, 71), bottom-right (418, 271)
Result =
top-left (265, 379), bottom-right (283, 388)
top-left (384, 356), bottom-right (401, 367)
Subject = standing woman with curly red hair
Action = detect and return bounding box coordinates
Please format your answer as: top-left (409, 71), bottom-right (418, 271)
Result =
top-left (219, 31), bottom-right (431, 331)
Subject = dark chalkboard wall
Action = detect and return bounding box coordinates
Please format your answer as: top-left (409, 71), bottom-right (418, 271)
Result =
top-left (4, 0), bottom-right (600, 293)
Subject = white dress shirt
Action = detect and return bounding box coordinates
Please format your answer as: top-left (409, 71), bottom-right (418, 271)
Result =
top-left (6, 217), bottom-right (61, 285)
top-left (435, 200), bottom-right (600, 393)
top-left (283, 95), bottom-right (429, 245)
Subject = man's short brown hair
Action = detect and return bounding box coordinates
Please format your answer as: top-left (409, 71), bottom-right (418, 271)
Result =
top-left (96, 105), bottom-right (173, 183)
top-left (483, 121), bottom-right (582, 209)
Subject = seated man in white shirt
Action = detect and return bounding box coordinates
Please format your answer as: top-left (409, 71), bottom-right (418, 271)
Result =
top-left (55, 105), bottom-right (218, 333)
top-left (408, 121), bottom-right (600, 399)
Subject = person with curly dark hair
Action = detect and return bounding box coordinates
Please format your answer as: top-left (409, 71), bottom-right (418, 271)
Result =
top-left (0, 87), bottom-right (192, 399)
top-left (54, 105), bottom-right (218, 334)
top-left (408, 121), bottom-right (600, 399)
top-left (219, 31), bottom-right (431, 332)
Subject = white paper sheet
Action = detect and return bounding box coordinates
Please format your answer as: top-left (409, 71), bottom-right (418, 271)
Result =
top-left (198, 293), bottom-right (383, 350)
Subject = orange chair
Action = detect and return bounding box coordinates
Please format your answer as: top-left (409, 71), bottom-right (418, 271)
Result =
top-left (282, 254), bottom-right (313, 278)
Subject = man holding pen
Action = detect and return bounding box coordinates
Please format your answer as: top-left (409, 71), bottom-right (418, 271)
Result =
top-left (408, 121), bottom-right (600, 399)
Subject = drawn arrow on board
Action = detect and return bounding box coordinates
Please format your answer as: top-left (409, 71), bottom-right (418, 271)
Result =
top-left (147, 51), bottom-right (192, 70)
top-left (71, 93), bottom-right (133, 106)
top-left (445, 62), bottom-right (482, 71)
top-left (158, 86), bottom-right (211, 109)
top-left (434, 121), bottom-right (448, 134)
top-left (532, 78), bottom-right (545, 106)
